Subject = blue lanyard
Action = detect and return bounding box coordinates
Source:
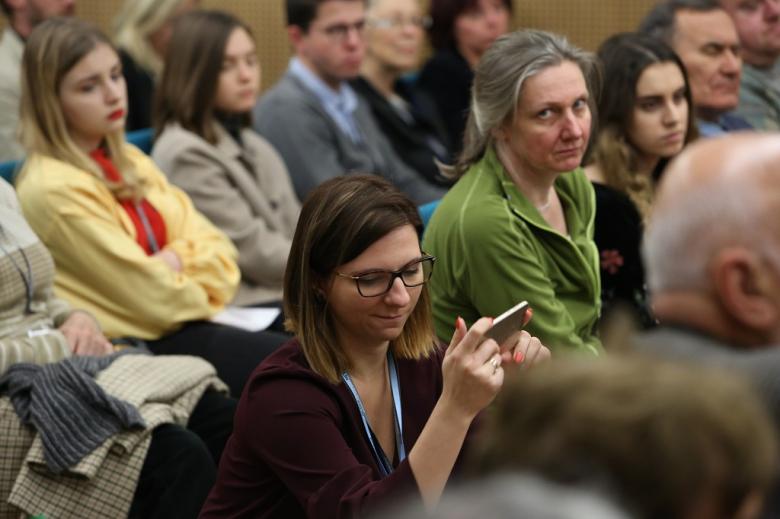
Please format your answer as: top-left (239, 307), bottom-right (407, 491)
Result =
top-left (341, 351), bottom-right (406, 477)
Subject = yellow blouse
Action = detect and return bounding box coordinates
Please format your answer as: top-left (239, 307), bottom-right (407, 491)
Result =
top-left (17, 145), bottom-right (239, 339)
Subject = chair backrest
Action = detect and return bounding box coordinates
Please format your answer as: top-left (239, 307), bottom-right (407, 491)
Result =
top-left (0, 129), bottom-right (155, 188)
top-left (126, 128), bottom-right (154, 154)
top-left (418, 199), bottom-right (441, 229)
top-left (0, 159), bottom-right (23, 184)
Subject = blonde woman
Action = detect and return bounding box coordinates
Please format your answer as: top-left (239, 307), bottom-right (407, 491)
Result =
top-left (15, 17), bottom-right (286, 397)
top-left (353, 0), bottom-right (453, 187)
top-left (113, 0), bottom-right (199, 130)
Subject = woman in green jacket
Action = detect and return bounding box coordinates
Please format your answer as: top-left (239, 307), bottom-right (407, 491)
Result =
top-left (423, 29), bottom-right (601, 354)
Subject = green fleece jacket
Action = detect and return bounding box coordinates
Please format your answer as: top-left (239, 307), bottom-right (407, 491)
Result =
top-left (422, 148), bottom-right (601, 354)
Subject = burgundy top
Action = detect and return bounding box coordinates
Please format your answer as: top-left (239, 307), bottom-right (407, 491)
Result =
top-left (200, 338), bottom-right (446, 518)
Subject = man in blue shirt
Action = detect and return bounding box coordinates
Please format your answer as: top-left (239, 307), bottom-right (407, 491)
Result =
top-left (639, 0), bottom-right (753, 136)
top-left (253, 0), bottom-right (445, 204)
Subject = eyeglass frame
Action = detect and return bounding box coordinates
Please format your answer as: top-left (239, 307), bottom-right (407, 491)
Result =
top-left (334, 255), bottom-right (436, 297)
top-left (366, 15), bottom-right (433, 30)
top-left (315, 19), bottom-right (367, 42)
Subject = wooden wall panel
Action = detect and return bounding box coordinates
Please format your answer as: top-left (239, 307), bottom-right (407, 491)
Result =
top-left (1, 1), bottom-right (661, 93)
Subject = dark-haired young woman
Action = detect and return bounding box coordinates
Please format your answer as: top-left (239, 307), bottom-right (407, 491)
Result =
top-left (153, 10), bottom-right (300, 308)
top-left (585, 32), bottom-right (697, 327)
top-left (417, 0), bottom-right (511, 152)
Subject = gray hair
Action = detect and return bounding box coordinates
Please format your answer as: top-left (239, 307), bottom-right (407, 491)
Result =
top-left (455, 29), bottom-right (600, 177)
top-left (374, 473), bottom-right (630, 519)
top-left (643, 150), bottom-right (773, 293)
top-left (638, 0), bottom-right (721, 45)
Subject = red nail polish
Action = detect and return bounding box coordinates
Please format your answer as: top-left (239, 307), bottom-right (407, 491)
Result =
top-left (514, 352), bottom-right (525, 364)
top-left (456, 316), bottom-right (464, 332)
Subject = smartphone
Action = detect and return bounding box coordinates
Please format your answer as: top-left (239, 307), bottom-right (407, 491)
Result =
top-left (483, 301), bottom-right (530, 345)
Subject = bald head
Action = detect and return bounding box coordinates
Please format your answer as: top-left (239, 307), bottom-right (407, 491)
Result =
top-left (646, 134), bottom-right (780, 293)
top-left (644, 134), bottom-right (780, 345)
top-left (658, 134), bottom-right (780, 206)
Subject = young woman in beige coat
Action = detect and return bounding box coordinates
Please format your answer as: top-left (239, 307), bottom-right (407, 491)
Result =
top-left (152, 10), bottom-right (300, 308)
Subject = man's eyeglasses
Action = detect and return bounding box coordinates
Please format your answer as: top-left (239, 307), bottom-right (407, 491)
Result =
top-left (335, 255), bottom-right (436, 297)
top-left (318, 20), bottom-right (366, 42)
top-left (367, 15), bottom-right (432, 30)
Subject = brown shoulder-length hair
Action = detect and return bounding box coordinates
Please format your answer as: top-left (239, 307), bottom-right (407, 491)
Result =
top-left (154, 10), bottom-right (253, 144)
top-left (284, 174), bottom-right (435, 384)
top-left (19, 17), bottom-right (143, 200)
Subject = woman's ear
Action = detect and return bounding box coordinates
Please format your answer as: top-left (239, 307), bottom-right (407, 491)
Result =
top-left (713, 248), bottom-right (780, 333)
top-left (314, 275), bottom-right (329, 301)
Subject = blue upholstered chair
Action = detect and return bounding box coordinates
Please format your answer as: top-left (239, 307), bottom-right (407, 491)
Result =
top-left (0, 159), bottom-right (23, 184)
top-left (126, 128), bottom-right (154, 154)
top-left (0, 128), bottom-right (154, 187)
top-left (418, 199), bottom-right (441, 229)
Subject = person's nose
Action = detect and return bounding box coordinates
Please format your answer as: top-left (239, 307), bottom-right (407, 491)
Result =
top-left (720, 49), bottom-right (741, 76)
top-left (764, 0), bottom-right (780, 20)
top-left (561, 110), bottom-right (584, 140)
top-left (343, 24), bottom-right (364, 48)
top-left (401, 19), bottom-right (420, 38)
top-left (104, 79), bottom-right (122, 104)
top-left (237, 61), bottom-right (253, 82)
top-left (662, 101), bottom-right (682, 127)
top-left (484, 7), bottom-right (503, 28)
top-left (384, 276), bottom-right (411, 306)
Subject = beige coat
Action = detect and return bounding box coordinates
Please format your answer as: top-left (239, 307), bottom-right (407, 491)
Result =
top-left (152, 123), bottom-right (299, 306)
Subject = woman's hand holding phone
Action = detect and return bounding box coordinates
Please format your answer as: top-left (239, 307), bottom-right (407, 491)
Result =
top-left (497, 308), bottom-right (551, 369)
top-left (440, 307), bottom-right (551, 421)
top-left (440, 316), bottom-right (504, 422)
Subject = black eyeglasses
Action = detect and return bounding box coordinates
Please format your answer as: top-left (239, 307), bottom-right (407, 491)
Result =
top-left (335, 255), bottom-right (435, 297)
top-left (318, 20), bottom-right (367, 42)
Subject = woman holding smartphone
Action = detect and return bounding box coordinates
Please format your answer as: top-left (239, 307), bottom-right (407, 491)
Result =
top-left (423, 30), bottom-right (601, 353)
top-left (200, 175), bottom-right (549, 518)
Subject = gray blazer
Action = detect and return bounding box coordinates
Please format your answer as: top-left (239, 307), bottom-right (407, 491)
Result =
top-left (152, 123), bottom-right (299, 306)
top-left (253, 71), bottom-right (445, 204)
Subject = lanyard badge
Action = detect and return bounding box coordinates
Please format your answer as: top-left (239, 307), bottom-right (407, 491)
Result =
top-left (342, 351), bottom-right (406, 477)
